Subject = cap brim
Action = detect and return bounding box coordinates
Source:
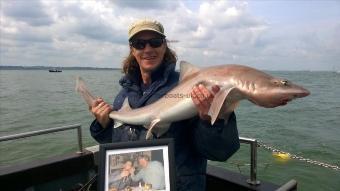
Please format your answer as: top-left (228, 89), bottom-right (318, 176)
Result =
top-left (129, 28), bottom-right (165, 40)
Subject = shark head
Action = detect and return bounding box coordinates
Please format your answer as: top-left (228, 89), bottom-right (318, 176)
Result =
top-left (249, 77), bottom-right (310, 108)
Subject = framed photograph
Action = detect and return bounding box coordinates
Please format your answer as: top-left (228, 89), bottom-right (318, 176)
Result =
top-left (98, 138), bottom-right (176, 191)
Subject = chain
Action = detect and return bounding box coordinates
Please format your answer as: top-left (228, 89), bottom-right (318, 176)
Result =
top-left (257, 141), bottom-right (340, 171)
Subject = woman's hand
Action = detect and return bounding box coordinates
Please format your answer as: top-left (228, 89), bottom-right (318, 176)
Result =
top-left (120, 170), bottom-right (130, 178)
top-left (191, 84), bottom-right (220, 121)
top-left (90, 98), bottom-right (113, 128)
top-left (129, 167), bottom-right (135, 175)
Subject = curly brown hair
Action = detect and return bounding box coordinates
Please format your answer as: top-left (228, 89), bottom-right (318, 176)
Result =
top-left (122, 42), bottom-right (177, 75)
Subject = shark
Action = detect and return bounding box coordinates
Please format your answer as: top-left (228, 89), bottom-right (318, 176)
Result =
top-left (76, 61), bottom-right (310, 139)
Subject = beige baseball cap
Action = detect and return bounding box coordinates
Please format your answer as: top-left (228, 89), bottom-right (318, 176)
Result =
top-left (128, 19), bottom-right (165, 40)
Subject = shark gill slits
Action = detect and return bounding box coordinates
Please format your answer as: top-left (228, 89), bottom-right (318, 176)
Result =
top-left (251, 82), bottom-right (256, 91)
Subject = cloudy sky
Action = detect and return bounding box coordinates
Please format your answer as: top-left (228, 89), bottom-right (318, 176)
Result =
top-left (1, 0), bottom-right (339, 70)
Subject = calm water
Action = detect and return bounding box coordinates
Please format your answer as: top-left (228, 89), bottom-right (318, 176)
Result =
top-left (0, 69), bottom-right (339, 190)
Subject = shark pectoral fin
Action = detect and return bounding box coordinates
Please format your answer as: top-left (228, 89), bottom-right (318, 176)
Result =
top-left (113, 120), bottom-right (123, 128)
top-left (179, 61), bottom-right (200, 81)
top-left (208, 89), bottom-right (231, 125)
top-left (218, 101), bottom-right (240, 122)
top-left (208, 88), bottom-right (241, 125)
top-left (119, 98), bottom-right (132, 112)
top-left (154, 123), bottom-right (171, 137)
top-left (145, 130), bottom-right (153, 140)
top-left (145, 119), bottom-right (161, 140)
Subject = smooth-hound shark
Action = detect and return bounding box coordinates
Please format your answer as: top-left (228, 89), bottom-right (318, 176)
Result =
top-left (76, 61), bottom-right (310, 139)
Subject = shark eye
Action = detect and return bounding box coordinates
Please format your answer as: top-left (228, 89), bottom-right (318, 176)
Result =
top-left (280, 80), bottom-right (289, 86)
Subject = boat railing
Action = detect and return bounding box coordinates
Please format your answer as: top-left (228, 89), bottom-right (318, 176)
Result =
top-left (0, 124), bottom-right (83, 154)
top-left (0, 125), bottom-right (261, 186)
top-left (239, 136), bottom-right (260, 185)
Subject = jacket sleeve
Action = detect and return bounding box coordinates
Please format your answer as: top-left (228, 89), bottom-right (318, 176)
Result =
top-left (90, 88), bottom-right (128, 144)
top-left (192, 112), bottom-right (240, 161)
top-left (90, 119), bottom-right (113, 144)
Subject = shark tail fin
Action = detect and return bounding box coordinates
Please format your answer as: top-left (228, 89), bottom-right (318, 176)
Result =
top-left (75, 76), bottom-right (96, 107)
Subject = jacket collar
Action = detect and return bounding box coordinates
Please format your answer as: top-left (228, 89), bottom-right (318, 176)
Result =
top-left (119, 61), bottom-right (176, 92)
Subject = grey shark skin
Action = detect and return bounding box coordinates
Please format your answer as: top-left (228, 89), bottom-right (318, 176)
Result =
top-left (76, 61), bottom-right (310, 139)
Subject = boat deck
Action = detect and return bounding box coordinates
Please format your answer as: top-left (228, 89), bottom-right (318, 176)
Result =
top-left (0, 148), bottom-right (296, 191)
top-left (0, 124), bottom-right (297, 190)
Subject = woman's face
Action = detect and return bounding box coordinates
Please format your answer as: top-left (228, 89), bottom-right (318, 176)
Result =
top-left (123, 161), bottom-right (133, 170)
top-left (131, 31), bottom-right (166, 73)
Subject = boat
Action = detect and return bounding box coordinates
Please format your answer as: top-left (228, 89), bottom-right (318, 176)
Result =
top-left (49, 68), bottom-right (62, 72)
top-left (0, 124), bottom-right (297, 191)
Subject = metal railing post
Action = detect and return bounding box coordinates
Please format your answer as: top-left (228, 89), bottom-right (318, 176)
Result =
top-left (239, 137), bottom-right (261, 185)
top-left (248, 139), bottom-right (260, 185)
top-left (76, 125), bottom-right (83, 154)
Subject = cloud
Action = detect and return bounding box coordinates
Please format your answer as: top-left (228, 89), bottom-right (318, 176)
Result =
top-left (110, 0), bottom-right (177, 10)
top-left (171, 1), bottom-right (269, 66)
top-left (0, 0), bottom-right (339, 70)
top-left (2, 0), bottom-right (53, 26)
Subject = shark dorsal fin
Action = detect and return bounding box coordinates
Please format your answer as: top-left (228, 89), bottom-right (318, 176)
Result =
top-left (179, 61), bottom-right (200, 81)
top-left (119, 97), bottom-right (132, 112)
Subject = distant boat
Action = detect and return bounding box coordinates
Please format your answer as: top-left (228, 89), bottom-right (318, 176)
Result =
top-left (49, 68), bottom-right (62, 72)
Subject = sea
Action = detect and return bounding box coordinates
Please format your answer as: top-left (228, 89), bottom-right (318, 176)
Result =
top-left (0, 69), bottom-right (339, 191)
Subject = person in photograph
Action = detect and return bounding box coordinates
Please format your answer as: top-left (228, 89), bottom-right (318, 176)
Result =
top-left (90, 19), bottom-right (240, 191)
top-left (129, 154), bottom-right (165, 190)
top-left (109, 159), bottom-right (133, 190)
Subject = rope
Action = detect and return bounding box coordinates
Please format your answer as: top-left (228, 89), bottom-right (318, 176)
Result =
top-left (257, 141), bottom-right (340, 171)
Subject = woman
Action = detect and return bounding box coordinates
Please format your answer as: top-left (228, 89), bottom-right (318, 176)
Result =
top-left (90, 19), bottom-right (240, 191)
top-left (109, 159), bottom-right (134, 190)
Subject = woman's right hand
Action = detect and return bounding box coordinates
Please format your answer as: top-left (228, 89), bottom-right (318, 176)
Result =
top-left (129, 167), bottom-right (135, 175)
top-left (120, 170), bottom-right (130, 178)
top-left (90, 98), bottom-right (113, 128)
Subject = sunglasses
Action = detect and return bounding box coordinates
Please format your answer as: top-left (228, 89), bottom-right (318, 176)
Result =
top-left (129, 38), bottom-right (165, 50)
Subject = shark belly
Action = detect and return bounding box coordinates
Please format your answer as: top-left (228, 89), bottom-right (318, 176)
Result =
top-left (157, 98), bottom-right (197, 123)
top-left (109, 109), bottom-right (153, 126)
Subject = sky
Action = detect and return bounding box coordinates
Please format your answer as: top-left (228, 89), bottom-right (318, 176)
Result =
top-left (0, 0), bottom-right (339, 71)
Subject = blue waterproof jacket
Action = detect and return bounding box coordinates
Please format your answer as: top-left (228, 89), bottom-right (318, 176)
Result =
top-left (90, 62), bottom-right (240, 191)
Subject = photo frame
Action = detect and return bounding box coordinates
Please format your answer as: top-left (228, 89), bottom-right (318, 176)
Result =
top-left (98, 138), bottom-right (176, 191)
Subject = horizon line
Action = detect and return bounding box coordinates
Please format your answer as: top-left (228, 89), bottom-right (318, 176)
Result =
top-left (0, 65), bottom-right (337, 72)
